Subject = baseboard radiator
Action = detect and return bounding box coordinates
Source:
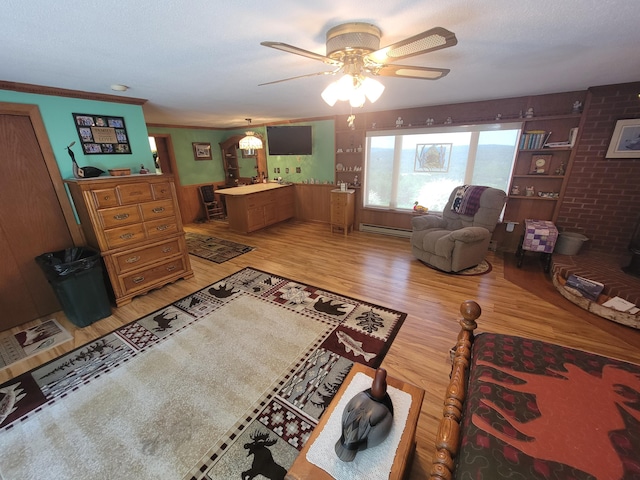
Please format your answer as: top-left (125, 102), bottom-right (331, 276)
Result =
top-left (359, 223), bottom-right (412, 238)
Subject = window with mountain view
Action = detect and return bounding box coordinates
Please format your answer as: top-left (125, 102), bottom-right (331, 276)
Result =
top-left (363, 123), bottom-right (521, 212)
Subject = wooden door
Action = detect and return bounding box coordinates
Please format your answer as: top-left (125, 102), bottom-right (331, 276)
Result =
top-left (0, 114), bottom-right (75, 330)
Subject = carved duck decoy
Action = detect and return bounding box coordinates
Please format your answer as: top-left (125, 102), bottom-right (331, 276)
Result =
top-left (335, 367), bottom-right (394, 462)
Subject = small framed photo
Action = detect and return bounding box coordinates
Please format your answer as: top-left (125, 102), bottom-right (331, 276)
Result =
top-left (530, 154), bottom-right (552, 174)
top-left (193, 142), bottom-right (212, 160)
top-left (606, 119), bottom-right (640, 158)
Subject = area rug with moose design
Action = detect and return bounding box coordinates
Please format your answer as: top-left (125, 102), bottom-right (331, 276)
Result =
top-left (457, 333), bottom-right (640, 479)
top-left (0, 267), bottom-right (405, 480)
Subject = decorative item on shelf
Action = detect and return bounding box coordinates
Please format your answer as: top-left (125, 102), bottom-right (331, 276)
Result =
top-left (525, 107), bottom-right (534, 118)
top-left (426, 117), bottom-right (434, 126)
top-left (347, 114), bottom-right (356, 129)
top-left (545, 127), bottom-right (578, 148)
top-left (413, 201), bottom-right (428, 213)
top-left (572, 101), bottom-right (583, 114)
top-left (511, 185), bottom-right (521, 196)
top-left (555, 161), bottom-right (566, 175)
top-left (495, 113), bottom-right (502, 120)
top-left (525, 186), bottom-right (535, 197)
top-left (66, 141), bottom-right (104, 178)
top-left (444, 116), bottom-right (453, 124)
top-left (538, 191), bottom-right (560, 198)
top-left (530, 154), bottom-right (552, 174)
top-left (353, 175), bottom-right (359, 186)
top-left (396, 117), bottom-right (403, 128)
top-left (371, 122), bottom-right (376, 129)
top-left (108, 168), bottom-right (131, 176)
top-left (335, 367), bottom-right (394, 462)
top-left (357, 144), bottom-right (363, 153)
top-left (139, 164), bottom-right (149, 174)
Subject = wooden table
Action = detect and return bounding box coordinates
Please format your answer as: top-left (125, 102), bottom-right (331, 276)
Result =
top-left (285, 363), bottom-right (425, 480)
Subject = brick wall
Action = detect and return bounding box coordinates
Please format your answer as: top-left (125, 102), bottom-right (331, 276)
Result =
top-left (556, 82), bottom-right (640, 255)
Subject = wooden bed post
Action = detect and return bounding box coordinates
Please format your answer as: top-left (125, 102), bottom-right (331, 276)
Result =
top-left (430, 300), bottom-right (481, 480)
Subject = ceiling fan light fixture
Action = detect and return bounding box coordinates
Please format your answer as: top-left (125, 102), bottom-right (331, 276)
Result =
top-left (362, 76), bottom-right (385, 103)
top-left (321, 74), bottom-right (384, 107)
top-left (321, 82), bottom-right (339, 106)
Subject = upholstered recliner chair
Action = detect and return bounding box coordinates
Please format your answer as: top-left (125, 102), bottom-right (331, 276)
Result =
top-left (411, 185), bottom-right (506, 272)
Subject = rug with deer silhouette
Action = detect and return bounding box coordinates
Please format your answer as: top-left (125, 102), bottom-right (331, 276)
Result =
top-left (456, 333), bottom-right (640, 480)
top-left (185, 232), bottom-right (254, 263)
top-left (0, 267), bottom-right (405, 480)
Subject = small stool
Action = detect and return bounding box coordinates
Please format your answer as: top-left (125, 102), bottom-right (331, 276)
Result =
top-left (516, 219), bottom-right (558, 272)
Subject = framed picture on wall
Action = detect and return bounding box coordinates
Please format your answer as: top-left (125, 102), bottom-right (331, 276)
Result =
top-left (606, 119), bottom-right (640, 158)
top-left (72, 113), bottom-right (131, 154)
top-left (192, 142), bottom-right (212, 160)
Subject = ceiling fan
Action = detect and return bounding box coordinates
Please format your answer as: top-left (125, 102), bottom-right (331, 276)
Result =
top-left (260, 22), bottom-right (457, 106)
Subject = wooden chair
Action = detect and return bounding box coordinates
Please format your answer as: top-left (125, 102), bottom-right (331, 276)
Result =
top-left (199, 184), bottom-right (225, 220)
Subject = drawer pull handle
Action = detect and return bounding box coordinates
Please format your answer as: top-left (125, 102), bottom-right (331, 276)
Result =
top-left (132, 276), bottom-right (145, 284)
top-left (162, 246), bottom-right (173, 253)
top-left (166, 265), bottom-right (177, 272)
top-left (125, 256), bottom-right (140, 264)
top-left (103, 195), bottom-right (111, 201)
top-left (114, 213), bottom-right (130, 220)
top-left (120, 233), bottom-right (134, 240)
top-left (152, 207), bottom-right (165, 213)
top-left (156, 224), bottom-right (169, 231)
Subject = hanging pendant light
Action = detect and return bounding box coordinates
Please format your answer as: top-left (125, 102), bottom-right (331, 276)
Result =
top-left (239, 119), bottom-right (263, 150)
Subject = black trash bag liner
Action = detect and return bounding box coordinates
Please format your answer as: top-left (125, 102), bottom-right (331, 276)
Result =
top-left (36, 247), bottom-right (101, 280)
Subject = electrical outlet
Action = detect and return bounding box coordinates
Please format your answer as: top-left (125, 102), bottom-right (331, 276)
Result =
top-left (488, 240), bottom-right (498, 251)
top-left (296, 167), bottom-right (301, 173)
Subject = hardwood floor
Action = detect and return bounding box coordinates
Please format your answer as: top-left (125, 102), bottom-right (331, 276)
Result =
top-left (3, 219), bottom-right (640, 478)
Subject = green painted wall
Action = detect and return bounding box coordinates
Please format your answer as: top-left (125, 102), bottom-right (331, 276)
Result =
top-left (265, 120), bottom-right (335, 184)
top-left (0, 89), bottom-right (153, 180)
top-left (146, 126), bottom-right (231, 185)
top-left (148, 120), bottom-right (336, 186)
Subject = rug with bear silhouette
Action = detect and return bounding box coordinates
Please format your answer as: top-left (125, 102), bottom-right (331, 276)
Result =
top-left (0, 267), bottom-right (406, 480)
top-left (185, 232), bottom-right (254, 263)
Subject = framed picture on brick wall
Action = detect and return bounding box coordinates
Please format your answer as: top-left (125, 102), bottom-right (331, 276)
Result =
top-left (606, 119), bottom-right (640, 158)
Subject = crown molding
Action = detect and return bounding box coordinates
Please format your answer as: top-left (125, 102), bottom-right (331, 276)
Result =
top-left (0, 80), bottom-right (147, 105)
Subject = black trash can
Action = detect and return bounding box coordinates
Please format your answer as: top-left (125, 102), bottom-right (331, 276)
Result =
top-left (36, 247), bottom-right (112, 327)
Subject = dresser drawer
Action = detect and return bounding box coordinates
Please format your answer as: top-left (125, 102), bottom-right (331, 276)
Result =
top-left (98, 205), bottom-right (142, 229)
top-left (104, 223), bottom-right (146, 249)
top-left (144, 216), bottom-right (179, 239)
top-left (121, 256), bottom-right (187, 294)
top-left (92, 188), bottom-right (119, 208)
top-left (117, 182), bottom-right (153, 204)
top-left (112, 238), bottom-right (182, 273)
top-left (140, 199), bottom-right (174, 220)
top-left (152, 182), bottom-right (173, 200)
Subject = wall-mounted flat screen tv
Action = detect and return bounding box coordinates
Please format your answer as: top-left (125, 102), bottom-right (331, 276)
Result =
top-left (267, 126), bottom-right (312, 155)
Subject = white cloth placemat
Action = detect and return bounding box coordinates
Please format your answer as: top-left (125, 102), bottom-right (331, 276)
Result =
top-left (306, 372), bottom-right (412, 480)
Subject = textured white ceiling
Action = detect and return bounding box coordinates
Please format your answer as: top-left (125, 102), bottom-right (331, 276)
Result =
top-left (1, 0), bottom-right (639, 128)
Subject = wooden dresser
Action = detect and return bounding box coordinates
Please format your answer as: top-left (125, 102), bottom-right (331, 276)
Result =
top-left (330, 188), bottom-right (355, 236)
top-left (65, 175), bottom-right (193, 306)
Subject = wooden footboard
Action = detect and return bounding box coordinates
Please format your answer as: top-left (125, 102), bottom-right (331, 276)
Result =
top-left (429, 300), bottom-right (481, 480)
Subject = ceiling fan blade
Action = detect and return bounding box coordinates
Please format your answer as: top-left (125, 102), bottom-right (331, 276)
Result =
top-left (366, 27), bottom-right (457, 64)
top-left (374, 64), bottom-right (450, 80)
top-left (260, 41), bottom-right (342, 66)
top-left (259, 70), bottom-right (338, 86)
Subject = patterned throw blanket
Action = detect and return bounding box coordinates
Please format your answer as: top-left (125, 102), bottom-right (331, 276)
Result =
top-left (451, 185), bottom-right (488, 216)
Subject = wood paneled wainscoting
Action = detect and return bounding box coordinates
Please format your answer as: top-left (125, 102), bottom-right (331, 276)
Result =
top-left (4, 220), bottom-right (640, 479)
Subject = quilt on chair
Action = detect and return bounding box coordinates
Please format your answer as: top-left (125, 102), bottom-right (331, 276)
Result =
top-left (456, 333), bottom-right (640, 479)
